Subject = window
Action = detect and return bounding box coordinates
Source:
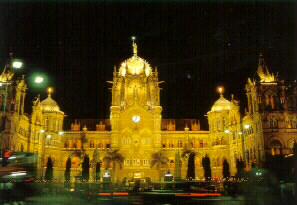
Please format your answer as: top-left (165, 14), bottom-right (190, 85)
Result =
top-left (270, 140), bottom-right (282, 156)
top-left (90, 140), bottom-right (94, 148)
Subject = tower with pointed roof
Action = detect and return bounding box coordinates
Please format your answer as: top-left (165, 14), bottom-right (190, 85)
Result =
top-left (109, 37), bottom-right (162, 180)
top-left (245, 53), bottom-right (297, 159)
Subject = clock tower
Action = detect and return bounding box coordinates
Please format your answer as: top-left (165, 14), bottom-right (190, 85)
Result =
top-left (109, 37), bottom-right (162, 180)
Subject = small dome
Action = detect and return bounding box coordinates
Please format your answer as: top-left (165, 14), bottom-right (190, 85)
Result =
top-left (211, 96), bottom-right (232, 112)
top-left (40, 95), bottom-right (61, 112)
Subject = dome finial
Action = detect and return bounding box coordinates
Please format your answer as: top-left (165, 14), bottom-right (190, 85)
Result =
top-left (217, 86), bottom-right (224, 97)
top-left (131, 36), bottom-right (137, 56)
top-left (47, 87), bottom-right (53, 97)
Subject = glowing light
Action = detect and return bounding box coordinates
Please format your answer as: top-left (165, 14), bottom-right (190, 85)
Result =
top-left (224, 130), bottom-right (231, 134)
top-left (165, 173), bottom-right (173, 177)
top-left (58, 131), bottom-right (64, 136)
top-left (34, 76), bottom-right (44, 84)
top-left (238, 132), bottom-right (242, 135)
top-left (217, 86), bottom-right (224, 95)
top-left (244, 124), bottom-right (251, 129)
top-left (40, 129), bottom-right (45, 133)
top-left (10, 171), bottom-right (27, 177)
top-left (46, 134), bottom-right (52, 139)
top-left (47, 87), bottom-right (53, 95)
top-left (132, 115), bottom-right (141, 124)
top-left (255, 171), bottom-right (262, 176)
top-left (103, 171), bottom-right (111, 178)
top-left (133, 172), bottom-right (141, 179)
top-left (12, 60), bottom-right (23, 69)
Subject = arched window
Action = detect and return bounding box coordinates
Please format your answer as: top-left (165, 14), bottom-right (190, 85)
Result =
top-left (90, 140), bottom-right (94, 148)
top-left (270, 139), bottom-right (282, 156)
top-left (64, 141), bottom-right (69, 148)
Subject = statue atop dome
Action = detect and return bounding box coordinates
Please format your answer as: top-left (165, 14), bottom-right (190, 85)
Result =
top-left (118, 37), bottom-right (151, 76)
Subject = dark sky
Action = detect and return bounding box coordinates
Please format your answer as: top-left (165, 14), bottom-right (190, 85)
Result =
top-left (0, 1), bottom-right (296, 126)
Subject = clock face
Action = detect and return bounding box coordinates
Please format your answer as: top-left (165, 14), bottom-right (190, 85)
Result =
top-left (132, 115), bottom-right (141, 124)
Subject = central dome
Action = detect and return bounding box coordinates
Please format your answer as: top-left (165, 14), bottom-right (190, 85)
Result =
top-left (211, 96), bottom-right (232, 112)
top-left (119, 40), bottom-right (151, 76)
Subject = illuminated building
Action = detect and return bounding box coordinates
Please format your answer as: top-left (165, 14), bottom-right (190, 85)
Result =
top-left (1, 41), bottom-right (296, 182)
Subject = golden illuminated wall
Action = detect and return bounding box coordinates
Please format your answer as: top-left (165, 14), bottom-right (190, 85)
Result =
top-left (109, 42), bottom-right (163, 181)
top-left (207, 93), bottom-right (243, 176)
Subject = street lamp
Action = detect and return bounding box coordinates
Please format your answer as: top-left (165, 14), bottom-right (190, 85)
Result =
top-left (34, 76), bottom-right (44, 84)
top-left (12, 60), bottom-right (23, 69)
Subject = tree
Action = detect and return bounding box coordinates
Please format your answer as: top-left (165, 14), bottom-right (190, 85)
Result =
top-left (103, 149), bottom-right (124, 183)
top-left (92, 148), bottom-right (101, 181)
top-left (95, 161), bottom-right (101, 181)
top-left (82, 155), bottom-right (90, 182)
top-left (222, 159), bottom-right (230, 179)
top-left (182, 148), bottom-right (196, 180)
top-left (202, 155), bottom-right (211, 181)
top-left (45, 156), bottom-right (53, 181)
top-left (236, 158), bottom-right (245, 179)
top-left (151, 151), bottom-right (169, 181)
top-left (65, 157), bottom-right (71, 182)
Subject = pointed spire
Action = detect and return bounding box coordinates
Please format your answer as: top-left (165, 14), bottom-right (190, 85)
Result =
top-left (258, 52), bottom-right (265, 67)
top-left (131, 36), bottom-right (137, 56)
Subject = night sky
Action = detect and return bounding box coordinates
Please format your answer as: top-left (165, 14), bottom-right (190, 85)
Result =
top-left (0, 1), bottom-right (296, 128)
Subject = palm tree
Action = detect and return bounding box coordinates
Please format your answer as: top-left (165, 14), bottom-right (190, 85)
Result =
top-left (103, 149), bottom-right (124, 183)
top-left (92, 148), bottom-right (101, 181)
top-left (45, 156), bottom-right (53, 181)
top-left (82, 155), bottom-right (90, 182)
top-left (65, 157), bottom-right (71, 182)
top-left (202, 155), bottom-right (211, 181)
top-left (182, 148), bottom-right (196, 180)
top-left (151, 151), bottom-right (169, 181)
top-left (222, 159), bottom-right (230, 179)
top-left (236, 158), bottom-right (245, 179)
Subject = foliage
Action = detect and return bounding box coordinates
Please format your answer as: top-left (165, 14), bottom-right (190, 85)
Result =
top-left (151, 151), bottom-right (169, 169)
top-left (187, 152), bottom-right (196, 180)
top-left (64, 157), bottom-right (71, 182)
top-left (222, 159), bottom-right (230, 179)
top-left (95, 161), bottom-right (101, 181)
top-left (103, 149), bottom-right (124, 169)
top-left (181, 147), bottom-right (196, 180)
top-left (236, 158), bottom-right (245, 178)
top-left (82, 155), bottom-right (90, 181)
top-left (45, 156), bottom-right (53, 181)
top-left (202, 155), bottom-right (211, 180)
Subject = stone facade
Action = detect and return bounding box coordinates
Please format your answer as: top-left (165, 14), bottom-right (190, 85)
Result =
top-left (1, 44), bottom-right (296, 182)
